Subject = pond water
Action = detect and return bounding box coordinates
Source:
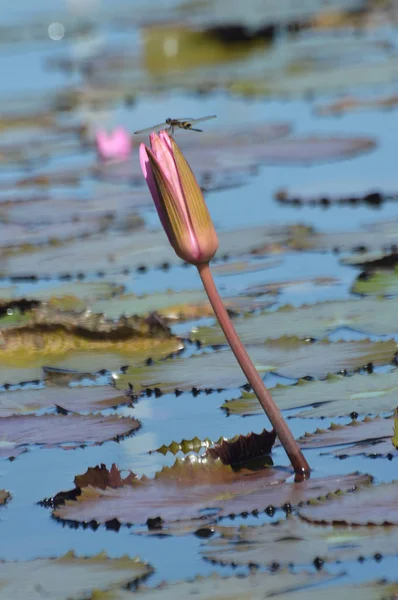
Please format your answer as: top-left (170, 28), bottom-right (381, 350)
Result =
top-left (1, 0), bottom-right (398, 598)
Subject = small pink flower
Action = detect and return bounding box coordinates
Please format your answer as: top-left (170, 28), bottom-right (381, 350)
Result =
top-left (95, 127), bottom-right (132, 161)
top-left (139, 131), bottom-right (218, 264)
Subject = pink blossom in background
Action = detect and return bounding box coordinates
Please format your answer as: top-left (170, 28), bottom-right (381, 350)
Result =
top-left (95, 127), bottom-right (132, 161)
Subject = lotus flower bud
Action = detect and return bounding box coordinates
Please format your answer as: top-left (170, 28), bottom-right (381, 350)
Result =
top-left (139, 131), bottom-right (218, 264)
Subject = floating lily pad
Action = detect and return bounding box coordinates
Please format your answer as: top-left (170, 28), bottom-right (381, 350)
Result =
top-left (0, 414), bottom-right (139, 459)
top-left (0, 490), bottom-right (10, 505)
top-left (224, 370), bottom-right (398, 418)
top-left (0, 306), bottom-right (181, 376)
top-left (263, 581), bottom-right (398, 600)
top-left (1, 224), bottom-right (300, 277)
top-left (352, 268), bottom-right (398, 296)
top-left (275, 188), bottom-right (394, 208)
top-left (315, 94), bottom-right (398, 116)
top-left (298, 416), bottom-right (394, 450)
top-left (202, 515), bottom-right (398, 567)
top-left (194, 298), bottom-right (398, 345)
top-left (0, 552), bottom-right (152, 600)
top-left (0, 385), bottom-right (132, 417)
top-left (91, 570), bottom-right (338, 600)
top-left (92, 289), bottom-right (271, 321)
top-left (116, 340), bottom-right (397, 393)
top-left (52, 460), bottom-right (370, 526)
top-left (289, 220), bottom-right (398, 253)
top-left (299, 481), bottom-right (398, 525)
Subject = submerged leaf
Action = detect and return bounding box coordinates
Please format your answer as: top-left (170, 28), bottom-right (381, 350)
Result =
top-left (352, 268), bottom-right (398, 296)
top-left (0, 552), bottom-right (152, 600)
top-left (52, 460), bottom-right (370, 527)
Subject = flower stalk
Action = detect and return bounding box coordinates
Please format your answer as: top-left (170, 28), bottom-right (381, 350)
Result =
top-left (139, 130), bottom-right (310, 479)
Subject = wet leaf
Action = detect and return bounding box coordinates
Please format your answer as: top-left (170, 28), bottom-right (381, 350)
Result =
top-left (0, 385), bottom-right (132, 417)
top-left (52, 460), bottom-right (370, 526)
top-left (92, 289), bottom-right (272, 321)
top-left (0, 414), bottom-right (139, 458)
top-left (1, 224), bottom-right (318, 277)
top-left (0, 489), bottom-right (10, 505)
top-left (267, 581), bottom-right (398, 600)
top-left (194, 298), bottom-right (398, 345)
top-left (275, 187), bottom-right (393, 208)
top-left (206, 429), bottom-right (276, 465)
top-left (298, 416), bottom-right (394, 450)
top-left (90, 570), bottom-right (339, 600)
top-left (202, 515), bottom-right (398, 567)
top-left (299, 481), bottom-right (398, 525)
top-left (224, 370), bottom-right (398, 418)
top-left (289, 219), bottom-right (398, 253)
top-left (115, 340), bottom-right (397, 393)
top-left (352, 268), bottom-right (398, 296)
top-left (0, 552), bottom-right (152, 600)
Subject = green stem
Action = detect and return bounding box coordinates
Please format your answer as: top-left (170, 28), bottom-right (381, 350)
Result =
top-left (197, 262), bottom-right (310, 480)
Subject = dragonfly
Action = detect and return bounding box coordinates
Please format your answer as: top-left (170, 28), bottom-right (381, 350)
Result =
top-left (134, 115), bottom-right (216, 136)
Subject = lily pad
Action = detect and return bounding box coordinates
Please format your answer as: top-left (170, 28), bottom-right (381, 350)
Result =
top-left (202, 515), bottom-right (398, 567)
top-left (263, 581), bottom-right (398, 600)
top-left (0, 414), bottom-right (140, 458)
top-left (52, 460), bottom-right (370, 526)
top-left (116, 340), bottom-right (397, 393)
top-left (0, 552), bottom-right (152, 600)
top-left (0, 385), bottom-right (133, 417)
top-left (92, 289), bottom-right (272, 321)
top-left (0, 306), bottom-right (181, 377)
top-left (1, 224), bottom-right (300, 277)
top-left (91, 571), bottom-right (339, 600)
top-left (352, 268), bottom-right (398, 296)
top-left (275, 188), bottom-right (393, 208)
top-left (315, 93), bottom-right (398, 116)
top-left (288, 219), bottom-right (398, 253)
top-left (224, 370), bottom-right (398, 418)
top-left (299, 481), bottom-right (398, 525)
top-left (298, 416), bottom-right (394, 450)
top-left (194, 298), bottom-right (398, 345)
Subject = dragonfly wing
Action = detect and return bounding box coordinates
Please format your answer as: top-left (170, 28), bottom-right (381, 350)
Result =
top-left (134, 122), bottom-right (168, 134)
top-left (189, 115), bottom-right (217, 125)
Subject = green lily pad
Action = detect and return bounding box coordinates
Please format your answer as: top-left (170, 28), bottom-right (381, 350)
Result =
top-left (202, 515), bottom-right (398, 567)
top-left (352, 268), bottom-right (398, 296)
top-left (115, 340), bottom-right (397, 393)
top-left (52, 460), bottom-right (370, 526)
top-left (0, 385), bottom-right (132, 417)
top-left (91, 570), bottom-right (339, 600)
top-left (194, 298), bottom-right (398, 345)
top-left (0, 414), bottom-right (140, 459)
top-left (0, 552), bottom-right (152, 600)
top-left (224, 370), bottom-right (398, 418)
top-left (299, 481), bottom-right (398, 525)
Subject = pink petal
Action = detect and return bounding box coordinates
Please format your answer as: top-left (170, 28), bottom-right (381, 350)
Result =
top-left (139, 143), bottom-right (169, 234)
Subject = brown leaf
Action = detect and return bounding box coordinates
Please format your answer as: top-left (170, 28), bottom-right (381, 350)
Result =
top-left (299, 482), bottom-right (398, 525)
top-left (75, 464), bottom-right (136, 490)
top-left (206, 429), bottom-right (276, 465)
top-left (52, 459), bottom-right (371, 527)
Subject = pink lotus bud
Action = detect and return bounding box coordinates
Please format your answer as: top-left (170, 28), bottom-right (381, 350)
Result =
top-left (139, 131), bottom-right (219, 264)
top-left (95, 127), bottom-right (132, 161)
